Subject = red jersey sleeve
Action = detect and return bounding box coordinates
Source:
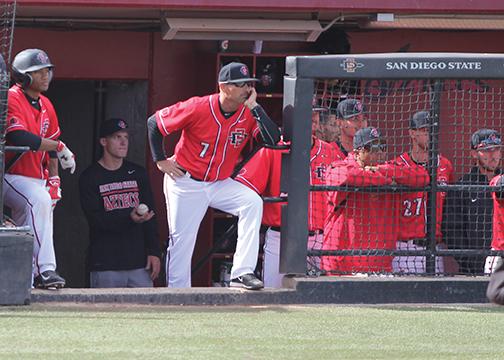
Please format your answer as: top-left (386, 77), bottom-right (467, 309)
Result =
top-left (377, 161), bottom-right (430, 187)
top-left (6, 93), bottom-right (29, 133)
top-left (155, 98), bottom-right (198, 136)
top-left (327, 161), bottom-right (392, 187)
top-left (235, 147), bottom-right (275, 195)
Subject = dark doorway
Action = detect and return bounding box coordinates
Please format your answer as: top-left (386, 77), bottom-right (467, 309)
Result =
top-left (45, 80), bottom-right (148, 287)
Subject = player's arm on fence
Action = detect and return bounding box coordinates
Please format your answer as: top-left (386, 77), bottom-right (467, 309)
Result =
top-left (376, 161), bottom-right (429, 187)
top-left (6, 130), bottom-right (76, 173)
top-left (329, 161), bottom-right (392, 187)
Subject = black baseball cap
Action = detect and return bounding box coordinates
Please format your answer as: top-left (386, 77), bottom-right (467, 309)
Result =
top-left (353, 127), bottom-right (385, 149)
top-left (218, 62), bottom-right (258, 84)
top-left (471, 129), bottom-right (502, 150)
top-left (337, 99), bottom-right (364, 119)
top-left (410, 111), bottom-right (431, 129)
top-left (99, 118), bottom-right (129, 138)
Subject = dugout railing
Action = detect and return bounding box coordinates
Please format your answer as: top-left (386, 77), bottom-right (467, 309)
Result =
top-left (280, 53), bottom-right (504, 277)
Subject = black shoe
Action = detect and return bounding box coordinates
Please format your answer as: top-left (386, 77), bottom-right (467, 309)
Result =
top-left (34, 270), bottom-right (66, 289)
top-left (230, 273), bottom-right (264, 290)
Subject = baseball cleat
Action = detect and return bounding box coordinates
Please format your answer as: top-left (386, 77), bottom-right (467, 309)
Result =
top-left (230, 273), bottom-right (264, 290)
top-left (34, 270), bottom-right (66, 289)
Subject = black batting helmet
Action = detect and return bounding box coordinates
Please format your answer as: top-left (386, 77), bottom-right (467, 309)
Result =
top-left (12, 49), bottom-right (54, 88)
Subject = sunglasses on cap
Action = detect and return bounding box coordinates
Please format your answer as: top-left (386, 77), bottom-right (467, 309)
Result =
top-left (230, 81), bottom-right (255, 88)
top-left (363, 142), bottom-right (387, 153)
top-left (476, 137), bottom-right (502, 149)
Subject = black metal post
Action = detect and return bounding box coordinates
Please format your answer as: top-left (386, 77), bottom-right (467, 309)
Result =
top-left (279, 76), bottom-right (312, 275)
top-left (426, 80), bottom-right (443, 274)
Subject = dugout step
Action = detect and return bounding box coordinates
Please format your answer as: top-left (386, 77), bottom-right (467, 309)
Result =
top-left (30, 276), bottom-right (490, 305)
top-left (286, 276), bottom-right (490, 304)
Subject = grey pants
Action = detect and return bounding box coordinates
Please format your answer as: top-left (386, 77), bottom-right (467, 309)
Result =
top-left (90, 268), bottom-right (153, 288)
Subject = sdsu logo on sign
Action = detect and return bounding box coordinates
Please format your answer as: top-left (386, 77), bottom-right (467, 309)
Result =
top-left (341, 58), bottom-right (364, 73)
top-left (229, 129), bottom-right (247, 147)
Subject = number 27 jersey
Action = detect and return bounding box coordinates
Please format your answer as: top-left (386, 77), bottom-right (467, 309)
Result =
top-left (396, 152), bottom-right (453, 240)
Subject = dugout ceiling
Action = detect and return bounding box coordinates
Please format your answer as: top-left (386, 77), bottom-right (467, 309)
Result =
top-left (15, 0), bottom-right (504, 39)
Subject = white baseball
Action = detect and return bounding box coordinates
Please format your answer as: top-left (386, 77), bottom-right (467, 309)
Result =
top-left (136, 203), bottom-right (149, 216)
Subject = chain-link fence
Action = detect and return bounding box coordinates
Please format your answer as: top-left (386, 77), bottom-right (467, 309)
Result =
top-left (280, 53), bottom-right (504, 278)
top-left (0, 0), bottom-right (15, 223)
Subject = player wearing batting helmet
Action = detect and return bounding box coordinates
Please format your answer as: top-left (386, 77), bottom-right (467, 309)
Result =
top-left (321, 127), bottom-right (429, 274)
top-left (147, 62), bottom-right (280, 289)
top-left (236, 106), bottom-right (337, 287)
top-left (3, 49), bottom-right (77, 289)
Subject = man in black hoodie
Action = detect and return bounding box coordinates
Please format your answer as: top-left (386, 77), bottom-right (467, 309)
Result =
top-left (444, 129), bottom-right (502, 275)
top-left (79, 118), bottom-right (161, 288)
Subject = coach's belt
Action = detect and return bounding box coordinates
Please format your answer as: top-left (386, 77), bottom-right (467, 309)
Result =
top-left (182, 170), bottom-right (204, 182)
top-left (269, 226), bottom-right (323, 236)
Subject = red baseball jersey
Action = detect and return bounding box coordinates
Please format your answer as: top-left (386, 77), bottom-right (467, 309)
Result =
top-left (330, 141), bottom-right (348, 161)
top-left (491, 175), bottom-right (504, 250)
top-left (395, 153), bottom-right (454, 241)
top-left (321, 153), bottom-right (429, 273)
top-left (236, 138), bottom-right (336, 231)
top-left (156, 94), bottom-right (260, 182)
top-left (6, 84), bottom-right (61, 179)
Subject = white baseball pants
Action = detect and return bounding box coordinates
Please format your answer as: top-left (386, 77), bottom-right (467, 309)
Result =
top-left (164, 173), bottom-right (262, 288)
top-left (484, 252), bottom-right (503, 274)
top-left (263, 228), bottom-right (322, 288)
top-left (392, 240), bottom-right (444, 274)
top-left (3, 174), bottom-right (56, 277)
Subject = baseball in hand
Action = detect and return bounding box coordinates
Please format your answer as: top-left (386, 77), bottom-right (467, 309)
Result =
top-left (136, 203), bottom-right (149, 216)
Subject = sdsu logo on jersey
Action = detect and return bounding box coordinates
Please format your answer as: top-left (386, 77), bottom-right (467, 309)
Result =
top-left (229, 128), bottom-right (247, 147)
top-left (41, 114), bottom-right (50, 137)
top-left (314, 164), bottom-right (327, 180)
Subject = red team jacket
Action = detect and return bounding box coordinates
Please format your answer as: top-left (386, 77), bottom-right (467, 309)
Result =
top-left (395, 153), bottom-right (454, 241)
top-left (236, 138), bottom-right (336, 231)
top-left (5, 84), bottom-right (61, 179)
top-left (491, 175), bottom-right (504, 250)
top-left (155, 94), bottom-right (261, 182)
top-left (321, 153), bottom-right (429, 273)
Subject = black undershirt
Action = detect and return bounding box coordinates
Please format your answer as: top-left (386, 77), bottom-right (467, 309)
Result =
top-left (24, 92), bottom-right (41, 111)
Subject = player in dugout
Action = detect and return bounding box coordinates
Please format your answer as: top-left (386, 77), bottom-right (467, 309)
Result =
top-left (3, 49), bottom-right (76, 289)
top-left (444, 129), bottom-right (502, 275)
top-left (236, 105), bottom-right (337, 287)
top-left (392, 111), bottom-right (454, 274)
top-left (485, 172), bottom-right (504, 274)
top-left (321, 127), bottom-right (430, 274)
top-left (147, 62), bottom-right (280, 290)
top-left (331, 99), bottom-right (368, 161)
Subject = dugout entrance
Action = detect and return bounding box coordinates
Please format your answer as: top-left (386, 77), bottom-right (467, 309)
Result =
top-left (280, 53), bottom-right (504, 278)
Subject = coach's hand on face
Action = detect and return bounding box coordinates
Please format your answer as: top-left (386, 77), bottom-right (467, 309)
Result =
top-left (243, 87), bottom-right (258, 109)
top-left (156, 156), bottom-right (185, 180)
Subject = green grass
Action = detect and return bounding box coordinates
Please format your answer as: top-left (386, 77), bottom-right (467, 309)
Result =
top-left (0, 304), bottom-right (503, 359)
